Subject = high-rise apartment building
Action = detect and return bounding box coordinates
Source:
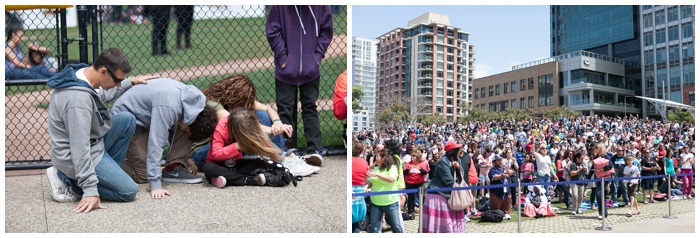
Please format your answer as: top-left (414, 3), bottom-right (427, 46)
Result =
top-left (376, 12), bottom-right (475, 122)
top-left (640, 5), bottom-right (695, 115)
top-left (352, 37), bottom-right (378, 132)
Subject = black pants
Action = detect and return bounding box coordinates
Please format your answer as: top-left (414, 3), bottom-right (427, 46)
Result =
top-left (405, 182), bottom-right (423, 214)
top-left (150, 7), bottom-right (170, 54)
top-left (203, 159), bottom-right (268, 186)
top-left (275, 77), bottom-right (321, 152)
top-left (174, 5), bottom-right (193, 47)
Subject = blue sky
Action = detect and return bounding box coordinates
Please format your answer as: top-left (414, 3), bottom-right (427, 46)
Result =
top-left (352, 5), bottom-right (551, 78)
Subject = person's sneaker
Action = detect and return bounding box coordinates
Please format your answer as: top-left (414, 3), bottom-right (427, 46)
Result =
top-left (577, 209), bottom-right (583, 214)
top-left (247, 173), bottom-right (266, 186)
top-left (465, 214), bottom-right (471, 222)
top-left (46, 167), bottom-right (80, 202)
top-left (572, 211), bottom-right (577, 215)
top-left (162, 165), bottom-right (203, 184)
top-left (504, 214), bottom-right (511, 220)
top-left (303, 151), bottom-right (323, 167)
top-left (281, 156), bottom-right (314, 177)
top-left (211, 176), bottom-right (226, 188)
top-left (597, 216), bottom-right (603, 220)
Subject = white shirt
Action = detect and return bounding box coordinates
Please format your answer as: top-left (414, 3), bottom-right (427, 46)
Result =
top-left (533, 151), bottom-right (552, 177)
top-left (680, 153), bottom-right (694, 169)
top-left (623, 165), bottom-right (640, 184)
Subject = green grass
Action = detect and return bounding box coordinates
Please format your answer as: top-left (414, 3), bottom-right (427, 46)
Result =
top-left (293, 110), bottom-right (345, 148)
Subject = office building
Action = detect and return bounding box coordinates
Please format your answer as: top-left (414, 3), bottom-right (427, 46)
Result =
top-left (352, 37), bottom-right (378, 131)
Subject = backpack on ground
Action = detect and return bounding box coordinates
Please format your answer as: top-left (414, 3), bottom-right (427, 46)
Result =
top-left (476, 196), bottom-right (490, 212)
top-left (252, 160), bottom-right (298, 187)
top-left (653, 192), bottom-right (668, 201)
top-left (481, 209), bottom-right (505, 222)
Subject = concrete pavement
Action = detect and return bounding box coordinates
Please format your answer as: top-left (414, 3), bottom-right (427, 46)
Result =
top-left (4, 155), bottom-right (347, 233)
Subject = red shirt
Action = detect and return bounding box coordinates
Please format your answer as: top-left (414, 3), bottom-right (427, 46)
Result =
top-left (352, 157), bottom-right (368, 186)
top-left (403, 161), bottom-right (428, 185)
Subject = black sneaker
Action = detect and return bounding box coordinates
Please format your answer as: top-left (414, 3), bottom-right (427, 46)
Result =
top-left (247, 173), bottom-right (266, 186)
top-left (162, 165), bottom-right (203, 184)
top-left (262, 171), bottom-right (287, 187)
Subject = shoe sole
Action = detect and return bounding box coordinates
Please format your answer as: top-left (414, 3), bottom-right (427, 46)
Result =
top-left (304, 154), bottom-right (323, 167)
top-left (46, 167), bottom-right (77, 203)
top-left (211, 176), bottom-right (226, 188)
top-left (163, 177), bottom-right (203, 184)
top-left (290, 168), bottom-right (314, 177)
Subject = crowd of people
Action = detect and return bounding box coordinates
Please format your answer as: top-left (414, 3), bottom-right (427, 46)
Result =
top-left (352, 114), bottom-right (695, 233)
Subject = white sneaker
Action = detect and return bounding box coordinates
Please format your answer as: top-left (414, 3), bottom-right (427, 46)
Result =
top-left (45, 167), bottom-right (79, 202)
top-left (572, 211), bottom-right (577, 215)
top-left (465, 215), bottom-right (471, 222)
top-left (281, 156), bottom-right (314, 177)
top-left (577, 209), bottom-right (583, 214)
top-left (504, 214), bottom-right (511, 220)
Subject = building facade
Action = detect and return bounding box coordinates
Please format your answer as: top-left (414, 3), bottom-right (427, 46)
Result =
top-left (472, 61), bottom-right (559, 115)
top-left (376, 12), bottom-right (475, 123)
top-left (640, 5), bottom-right (695, 116)
top-left (352, 37), bottom-right (378, 131)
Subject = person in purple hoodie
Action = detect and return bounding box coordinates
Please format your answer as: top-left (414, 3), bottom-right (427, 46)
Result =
top-left (266, 5), bottom-right (333, 167)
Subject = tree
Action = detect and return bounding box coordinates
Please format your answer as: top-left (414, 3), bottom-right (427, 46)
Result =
top-left (543, 106), bottom-right (580, 119)
top-left (667, 108), bottom-right (694, 123)
top-left (351, 86), bottom-right (363, 113)
top-left (408, 96), bottom-right (433, 125)
top-left (417, 112), bottom-right (447, 126)
top-left (377, 102), bottom-right (409, 128)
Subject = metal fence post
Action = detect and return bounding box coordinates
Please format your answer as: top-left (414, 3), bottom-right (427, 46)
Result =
top-left (517, 178), bottom-right (521, 233)
top-left (595, 177), bottom-right (611, 231)
top-left (77, 5), bottom-right (89, 64)
top-left (663, 174), bottom-right (677, 219)
top-left (418, 186), bottom-right (425, 233)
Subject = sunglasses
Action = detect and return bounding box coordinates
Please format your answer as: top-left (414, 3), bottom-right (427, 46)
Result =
top-left (105, 67), bottom-right (126, 84)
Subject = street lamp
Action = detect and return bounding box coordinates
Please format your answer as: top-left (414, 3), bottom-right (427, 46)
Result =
top-left (624, 96), bottom-right (636, 116)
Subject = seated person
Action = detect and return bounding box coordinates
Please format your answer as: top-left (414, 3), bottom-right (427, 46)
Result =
top-left (195, 74), bottom-right (319, 177)
top-left (659, 176), bottom-right (684, 199)
top-left (5, 26), bottom-right (56, 80)
top-left (523, 185), bottom-right (557, 218)
top-left (204, 108), bottom-right (287, 188)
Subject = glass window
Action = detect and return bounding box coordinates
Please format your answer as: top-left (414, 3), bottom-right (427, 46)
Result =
top-left (642, 5), bottom-right (652, 11)
top-left (489, 86), bottom-right (493, 96)
top-left (520, 97), bottom-right (526, 109)
top-left (656, 48), bottom-right (667, 63)
top-left (481, 87), bottom-right (486, 98)
top-left (503, 83), bottom-right (509, 94)
top-left (643, 14), bottom-right (653, 28)
top-left (511, 81), bottom-right (517, 93)
top-left (495, 84), bottom-right (500, 95)
top-left (655, 10), bottom-right (665, 25)
top-left (668, 26), bottom-right (679, 42)
top-left (683, 64), bottom-right (694, 84)
top-left (670, 66), bottom-right (681, 85)
top-left (681, 6), bottom-right (693, 19)
top-left (682, 43), bottom-right (694, 59)
top-left (669, 46), bottom-right (680, 61)
top-left (657, 68), bottom-right (667, 83)
top-left (655, 29), bottom-right (666, 44)
top-left (644, 51), bottom-right (655, 65)
top-left (474, 89), bottom-right (479, 99)
top-left (528, 78), bottom-right (535, 90)
top-left (511, 99), bottom-right (517, 109)
top-left (681, 23), bottom-right (693, 39)
top-left (644, 32), bottom-right (654, 46)
top-left (668, 7), bottom-right (679, 22)
top-left (520, 79), bottom-right (526, 91)
top-left (528, 96), bottom-right (534, 108)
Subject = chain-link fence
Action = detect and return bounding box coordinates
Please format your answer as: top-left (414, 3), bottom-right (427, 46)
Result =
top-left (5, 5), bottom-right (347, 170)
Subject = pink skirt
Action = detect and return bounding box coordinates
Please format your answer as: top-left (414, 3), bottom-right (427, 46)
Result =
top-left (523, 202), bottom-right (557, 218)
top-left (421, 193), bottom-right (466, 233)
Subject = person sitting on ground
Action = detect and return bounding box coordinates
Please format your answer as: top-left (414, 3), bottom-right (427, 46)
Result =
top-left (44, 47), bottom-right (157, 212)
top-left (523, 185), bottom-right (557, 218)
top-left (204, 108), bottom-right (287, 188)
top-left (5, 26), bottom-right (56, 80)
top-left (110, 78), bottom-right (218, 199)
top-left (197, 75), bottom-right (318, 177)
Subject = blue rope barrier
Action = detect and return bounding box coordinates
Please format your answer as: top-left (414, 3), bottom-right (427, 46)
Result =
top-left (352, 173), bottom-right (694, 197)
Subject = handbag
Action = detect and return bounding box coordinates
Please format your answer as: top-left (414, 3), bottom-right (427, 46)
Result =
top-left (448, 168), bottom-right (474, 211)
top-left (351, 186), bottom-right (367, 223)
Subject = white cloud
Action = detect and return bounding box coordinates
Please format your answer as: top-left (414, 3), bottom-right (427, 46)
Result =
top-left (473, 63), bottom-right (492, 78)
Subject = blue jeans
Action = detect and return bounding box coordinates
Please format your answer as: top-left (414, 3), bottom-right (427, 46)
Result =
top-left (536, 174), bottom-right (551, 193)
top-left (369, 202), bottom-right (403, 233)
top-left (611, 178), bottom-right (629, 204)
top-left (57, 112), bottom-right (139, 202)
top-left (255, 110), bottom-right (285, 150)
top-left (191, 143), bottom-right (210, 172)
top-left (5, 66), bottom-right (55, 80)
top-left (593, 181), bottom-right (609, 217)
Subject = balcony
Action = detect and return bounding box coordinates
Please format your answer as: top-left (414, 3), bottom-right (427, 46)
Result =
top-left (418, 57), bottom-right (433, 62)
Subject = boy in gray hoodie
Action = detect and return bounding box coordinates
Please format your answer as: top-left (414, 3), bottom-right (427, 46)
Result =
top-left (111, 78), bottom-right (217, 199)
top-left (45, 47), bottom-right (157, 213)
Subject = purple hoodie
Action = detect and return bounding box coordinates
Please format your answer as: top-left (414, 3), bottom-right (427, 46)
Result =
top-left (266, 5), bottom-right (334, 85)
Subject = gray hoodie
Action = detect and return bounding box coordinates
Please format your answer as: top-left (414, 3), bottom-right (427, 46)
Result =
top-left (47, 64), bottom-right (135, 197)
top-left (110, 78), bottom-right (205, 190)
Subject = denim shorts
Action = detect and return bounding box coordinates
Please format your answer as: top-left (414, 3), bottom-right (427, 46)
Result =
top-left (478, 174), bottom-right (490, 183)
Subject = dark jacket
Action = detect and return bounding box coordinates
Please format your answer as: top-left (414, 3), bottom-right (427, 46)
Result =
top-left (266, 5), bottom-right (333, 85)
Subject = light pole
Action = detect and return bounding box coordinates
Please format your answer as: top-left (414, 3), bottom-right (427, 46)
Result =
top-left (624, 96), bottom-right (636, 116)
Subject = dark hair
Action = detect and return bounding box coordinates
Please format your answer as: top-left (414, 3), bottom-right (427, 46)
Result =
top-left (92, 47), bottom-right (132, 75)
top-left (385, 139), bottom-right (401, 156)
top-left (187, 105), bottom-right (217, 142)
top-left (446, 148), bottom-right (460, 161)
top-left (352, 140), bottom-right (365, 157)
top-left (6, 26), bottom-right (22, 41)
top-left (377, 149), bottom-right (396, 171)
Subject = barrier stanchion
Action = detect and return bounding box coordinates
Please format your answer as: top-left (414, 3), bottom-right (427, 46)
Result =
top-left (595, 177), bottom-right (612, 231)
top-left (663, 173), bottom-right (677, 219)
top-left (418, 186), bottom-right (425, 233)
top-left (517, 178), bottom-right (521, 233)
